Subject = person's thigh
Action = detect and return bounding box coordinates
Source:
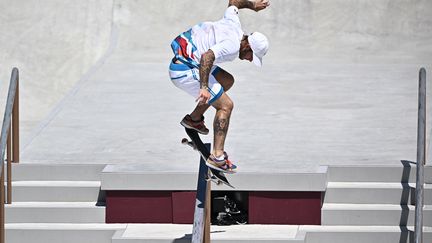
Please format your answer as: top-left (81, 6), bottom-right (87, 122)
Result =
top-left (212, 66), bottom-right (234, 92)
top-left (169, 62), bottom-right (225, 105)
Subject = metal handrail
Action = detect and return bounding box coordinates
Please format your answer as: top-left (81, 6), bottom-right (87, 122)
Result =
top-left (415, 68), bottom-right (426, 243)
top-left (0, 67), bottom-right (20, 243)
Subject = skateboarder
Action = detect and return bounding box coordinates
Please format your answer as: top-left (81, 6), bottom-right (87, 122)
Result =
top-left (169, 0), bottom-right (270, 172)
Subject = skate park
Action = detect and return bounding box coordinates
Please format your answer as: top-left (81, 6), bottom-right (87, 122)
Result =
top-left (1, 0), bottom-right (432, 242)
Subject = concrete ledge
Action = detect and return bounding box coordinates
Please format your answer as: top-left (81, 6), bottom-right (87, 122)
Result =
top-left (327, 165), bottom-right (432, 183)
top-left (12, 181), bottom-right (101, 202)
top-left (301, 226), bottom-right (432, 243)
top-left (101, 164), bottom-right (328, 191)
top-left (12, 163), bottom-right (106, 181)
top-left (112, 224), bottom-right (302, 243)
top-left (6, 223), bottom-right (126, 243)
top-left (5, 202), bottom-right (105, 223)
top-left (322, 204), bottom-right (432, 226)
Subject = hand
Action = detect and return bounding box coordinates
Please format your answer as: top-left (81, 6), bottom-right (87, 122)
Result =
top-left (254, 0), bottom-right (270, 11)
top-left (196, 88), bottom-right (211, 104)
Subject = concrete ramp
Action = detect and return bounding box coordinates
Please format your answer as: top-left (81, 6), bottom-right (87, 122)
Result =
top-left (11, 0), bottom-right (430, 166)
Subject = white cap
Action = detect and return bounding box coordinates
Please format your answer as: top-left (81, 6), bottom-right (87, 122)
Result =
top-left (248, 32), bottom-right (269, 67)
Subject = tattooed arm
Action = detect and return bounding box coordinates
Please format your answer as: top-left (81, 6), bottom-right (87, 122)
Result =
top-left (196, 50), bottom-right (216, 104)
top-left (228, 0), bottom-right (270, 11)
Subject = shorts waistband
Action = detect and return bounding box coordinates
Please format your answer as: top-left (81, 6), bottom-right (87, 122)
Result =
top-left (170, 58), bottom-right (196, 71)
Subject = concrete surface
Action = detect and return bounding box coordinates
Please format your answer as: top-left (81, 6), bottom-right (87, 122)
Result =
top-left (6, 223), bottom-right (126, 243)
top-left (11, 181), bottom-right (101, 202)
top-left (325, 182), bottom-right (432, 204)
top-left (5, 202), bottom-right (105, 223)
top-left (101, 164), bottom-right (327, 191)
top-left (114, 224), bottom-right (300, 241)
top-left (0, 0), bottom-right (430, 169)
top-left (328, 164), bottom-right (432, 183)
top-left (302, 226), bottom-right (432, 243)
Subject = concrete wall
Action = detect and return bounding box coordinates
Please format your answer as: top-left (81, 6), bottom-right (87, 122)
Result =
top-left (0, 0), bottom-right (113, 138)
top-left (111, 0), bottom-right (432, 63)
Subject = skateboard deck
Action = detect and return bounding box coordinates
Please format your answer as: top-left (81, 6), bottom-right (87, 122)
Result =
top-left (183, 128), bottom-right (234, 188)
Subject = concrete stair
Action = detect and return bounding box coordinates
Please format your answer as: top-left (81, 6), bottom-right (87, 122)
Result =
top-left (322, 203), bottom-right (432, 226)
top-left (5, 163), bottom-right (432, 243)
top-left (325, 182), bottom-right (432, 204)
top-left (324, 181), bottom-right (432, 226)
top-left (320, 164), bottom-right (432, 242)
top-left (326, 165), bottom-right (432, 183)
top-left (108, 225), bottom-right (432, 243)
top-left (6, 223), bottom-right (125, 243)
top-left (12, 181), bottom-right (102, 202)
top-left (111, 224), bottom-right (305, 243)
top-left (12, 163), bottom-right (106, 181)
top-left (5, 202), bottom-right (105, 223)
top-left (301, 226), bottom-right (432, 243)
top-left (6, 163), bottom-right (119, 243)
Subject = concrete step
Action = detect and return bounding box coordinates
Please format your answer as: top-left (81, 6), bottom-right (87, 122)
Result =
top-left (7, 223), bottom-right (432, 243)
top-left (322, 204), bottom-right (432, 226)
top-left (301, 225), bottom-right (432, 243)
top-left (327, 165), bottom-right (432, 183)
top-left (111, 224), bottom-right (304, 243)
top-left (11, 181), bottom-right (101, 202)
top-left (6, 223), bottom-right (126, 243)
top-left (324, 182), bottom-right (432, 204)
top-left (5, 202), bottom-right (105, 223)
top-left (12, 163), bottom-right (106, 181)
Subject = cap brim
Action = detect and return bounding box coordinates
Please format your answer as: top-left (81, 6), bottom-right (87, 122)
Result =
top-left (252, 53), bottom-right (262, 67)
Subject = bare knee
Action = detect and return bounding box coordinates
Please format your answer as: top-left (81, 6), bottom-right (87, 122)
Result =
top-left (222, 97), bottom-right (234, 113)
top-left (212, 94), bottom-right (234, 114)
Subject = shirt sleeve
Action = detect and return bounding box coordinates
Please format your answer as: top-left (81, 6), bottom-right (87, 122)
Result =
top-left (210, 39), bottom-right (239, 61)
top-left (223, 6), bottom-right (240, 24)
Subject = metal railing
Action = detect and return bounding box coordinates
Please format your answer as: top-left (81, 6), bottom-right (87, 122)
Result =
top-left (0, 67), bottom-right (20, 243)
top-left (415, 68), bottom-right (426, 243)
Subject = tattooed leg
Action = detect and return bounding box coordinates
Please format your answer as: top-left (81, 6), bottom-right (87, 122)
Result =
top-left (211, 92), bottom-right (234, 158)
top-left (191, 67), bottom-right (234, 121)
top-left (190, 102), bottom-right (210, 121)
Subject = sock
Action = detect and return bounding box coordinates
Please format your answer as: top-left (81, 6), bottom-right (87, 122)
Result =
top-left (215, 155), bottom-right (225, 161)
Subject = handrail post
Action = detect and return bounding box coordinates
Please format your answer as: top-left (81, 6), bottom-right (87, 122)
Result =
top-left (12, 72), bottom-right (19, 164)
top-left (0, 67), bottom-right (19, 243)
top-left (7, 69), bottom-right (18, 205)
top-left (0, 166), bottom-right (4, 243)
top-left (415, 68), bottom-right (426, 243)
top-left (6, 130), bottom-right (11, 204)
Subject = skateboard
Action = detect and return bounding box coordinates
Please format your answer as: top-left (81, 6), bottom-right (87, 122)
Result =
top-left (182, 128), bottom-right (234, 188)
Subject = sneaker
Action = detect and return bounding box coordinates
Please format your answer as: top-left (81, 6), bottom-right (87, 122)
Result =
top-left (223, 152), bottom-right (237, 171)
top-left (180, 114), bottom-right (209, 135)
top-left (206, 154), bottom-right (230, 172)
top-left (206, 153), bottom-right (237, 173)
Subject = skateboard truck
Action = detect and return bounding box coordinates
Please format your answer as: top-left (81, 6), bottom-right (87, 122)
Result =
top-left (205, 170), bottom-right (223, 185)
top-left (181, 138), bottom-right (197, 150)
